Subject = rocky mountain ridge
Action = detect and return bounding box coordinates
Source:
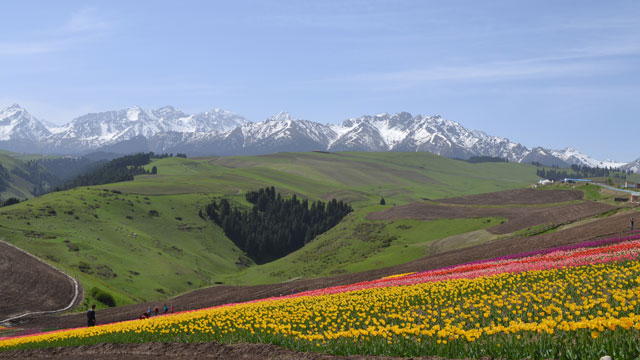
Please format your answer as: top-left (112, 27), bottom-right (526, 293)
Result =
top-left (0, 104), bottom-right (633, 169)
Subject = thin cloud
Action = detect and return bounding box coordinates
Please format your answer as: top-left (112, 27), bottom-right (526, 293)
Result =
top-left (0, 7), bottom-right (114, 56)
top-left (324, 42), bottom-right (638, 90)
top-left (326, 61), bottom-right (604, 91)
top-left (63, 7), bottom-right (113, 34)
top-left (0, 42), bottom-right (57, 56)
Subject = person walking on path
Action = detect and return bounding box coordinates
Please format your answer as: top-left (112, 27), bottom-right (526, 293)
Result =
top-left (631, 217), bottom-right (635, 232)
top-left (87, 305), bottom-right (96, 327)
top-left (170, 304), bottom-right (174, 313)
top-left (163, 304), bottom-right (168, 314)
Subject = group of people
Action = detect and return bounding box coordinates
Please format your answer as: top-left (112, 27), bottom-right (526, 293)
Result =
top-left (139, 304), bottom-right (174, 320)
top-left (87, 303), bottom-right (176, 327)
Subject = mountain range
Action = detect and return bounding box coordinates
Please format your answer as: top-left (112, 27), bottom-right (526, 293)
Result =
top-left (0, 104), bottom-right (635, 170)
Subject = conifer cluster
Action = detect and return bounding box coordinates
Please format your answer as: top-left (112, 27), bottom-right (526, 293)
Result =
top-left (205, 187), bottom-right (352, 264)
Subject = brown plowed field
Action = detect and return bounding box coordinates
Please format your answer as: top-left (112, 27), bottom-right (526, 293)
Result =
top-left (366, 200), bottom-right (616, 234)
top-left (0, 341), bottom-right (462, 360)
top-left (437, 188), bottom-right (583, 205)
top-left (0, 240), bottom-right (78, 322)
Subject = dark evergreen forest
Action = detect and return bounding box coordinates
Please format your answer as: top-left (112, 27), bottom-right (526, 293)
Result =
top-left (204, 186), bottom-right (353, 264)
top-left (58, 153), bottom-right (155, 190)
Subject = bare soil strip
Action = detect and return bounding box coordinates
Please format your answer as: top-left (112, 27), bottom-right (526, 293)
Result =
top-left (0, 341), bottom-right (461, 360)
top-left (366, 200), bottom-right (617, 234)
top-left (0, 240), bottom-right (80, 324)
top-left (436, 188), bottom-right (583, 205)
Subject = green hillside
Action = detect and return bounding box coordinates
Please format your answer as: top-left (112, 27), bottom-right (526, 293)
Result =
top-left (0, 151), bottom-right (57, 200)
top-left (0, 189), bottom-right (248, 307)
top-left (117, 152), bottom-right (538, 205)
top-left (225, 209), bottom-right (504, 285)
top-left (0, 152), bottom-right (540, 307)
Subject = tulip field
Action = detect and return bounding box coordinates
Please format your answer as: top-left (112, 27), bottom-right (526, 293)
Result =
top-left (2, 234), bottom-right (640, 359)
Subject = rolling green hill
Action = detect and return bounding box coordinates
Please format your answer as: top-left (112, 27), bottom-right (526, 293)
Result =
top-left (0, 152), bottom-right (540, 307)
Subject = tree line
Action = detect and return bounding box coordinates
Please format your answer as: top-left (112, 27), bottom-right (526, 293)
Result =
top-left (57, 153), bottom-right (156, 190)
top-left (465, 156), bottom-right (508, 163)
top-left (204, 186), bottom-right (353, 264)
top-left (536, 164), bottom-right (630, 181)
top-left (153, 153), bottom-right (187, 159)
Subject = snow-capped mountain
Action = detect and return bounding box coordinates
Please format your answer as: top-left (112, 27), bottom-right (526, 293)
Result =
top-left (549, 148), bottom-right (627, 168)
top-left (0, 104), bottom-right (52, 153)
top-left (621, 159), bottom-right (640, 174)
top-left (328, 112), bottom-right (531, 160)
top-left (0, 104), bottom-right (51, 141)
top-left (41, 105), bottom-right (248, 153)
top-left (0, 104), bottom-right (634, 169)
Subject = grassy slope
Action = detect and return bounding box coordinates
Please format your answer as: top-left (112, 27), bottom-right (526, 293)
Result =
top-left (121, 152), bottom-right (537, 205)
top-left (0, 189), bottom-right (247, 307)
top-left (0, 152), bottom-right (540, 307)
top-left (0, 151), bottom-right (52, 200)
top-left (225, 210), bottom-right (505, 285)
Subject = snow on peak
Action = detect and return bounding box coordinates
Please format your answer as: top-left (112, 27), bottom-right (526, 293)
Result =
top-left (154, 105), bottom-right (182, 115)
top-left (549, 147), bottom-right (627, 168)
top-left (1, 104), bottom-right (28, 118)
top-left (7, 103), bottom-right (23, 111)
top-left (0, 103), bottom-right (51, 141)
top-left (267, 111), bottom-right (296, 122)
top-left (126, 106), bottom-right (143, 121)
top-left (0, 105), bottom-right (631, 168)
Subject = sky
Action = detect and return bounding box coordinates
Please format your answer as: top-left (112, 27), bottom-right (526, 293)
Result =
top-left (1, 0), bottom-right (639, 161)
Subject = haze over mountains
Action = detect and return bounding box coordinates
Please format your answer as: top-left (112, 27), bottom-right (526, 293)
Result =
top-left (0, 104), bottom-right (635, 171)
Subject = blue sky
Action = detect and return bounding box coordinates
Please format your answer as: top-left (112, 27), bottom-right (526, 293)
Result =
top-left (1, 1), bottom-right (638, 160)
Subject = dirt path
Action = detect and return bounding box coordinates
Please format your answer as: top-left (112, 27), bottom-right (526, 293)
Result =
top-left (0, 239), bottom-right (81, 325)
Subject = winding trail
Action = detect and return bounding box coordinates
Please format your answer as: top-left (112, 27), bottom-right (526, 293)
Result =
top-left (0, 239), bottom-right (80, 326)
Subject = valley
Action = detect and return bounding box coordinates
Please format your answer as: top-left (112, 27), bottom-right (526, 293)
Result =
top-left (0, 151), bottom-right (541, 312)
